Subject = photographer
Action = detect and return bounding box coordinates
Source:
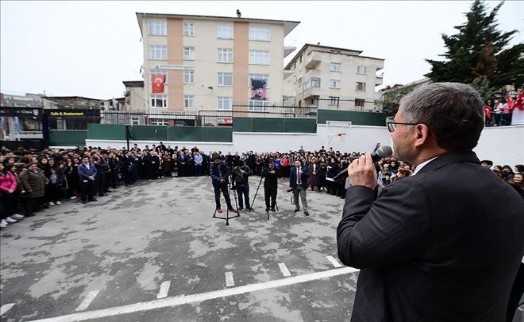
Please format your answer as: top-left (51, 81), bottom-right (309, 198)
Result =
top-left (232, 160), bottom-right (252, 211)
top-left (289, 160), bottom-right (310, 216)
top-left (210, 155), bottom-right (237, 214)
top-left (261, 159), bottom-right (280, 212)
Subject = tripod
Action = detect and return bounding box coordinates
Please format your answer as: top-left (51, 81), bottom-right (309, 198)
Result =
top-left (212, 176), bottom-right (240, 226)
top-left (250, 176), bottom-right (279, 220)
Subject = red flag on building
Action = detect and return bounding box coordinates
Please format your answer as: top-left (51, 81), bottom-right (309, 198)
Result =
top-left (151, 75), bottom-right (166, 93)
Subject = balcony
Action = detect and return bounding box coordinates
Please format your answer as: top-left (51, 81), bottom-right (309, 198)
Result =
top-left (375, 72), bottom-right (384, 86)
top-left (301, 77), bottom-right (321, 99)
top-left (305, 53), bottom-right (321, 69)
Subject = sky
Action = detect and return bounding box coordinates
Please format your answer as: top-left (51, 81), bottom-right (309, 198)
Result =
top-left (1, 1), bottom-right (523, 100)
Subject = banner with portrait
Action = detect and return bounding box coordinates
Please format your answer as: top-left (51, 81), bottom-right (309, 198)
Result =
top-left (250, 79), bottom-right (266, 100)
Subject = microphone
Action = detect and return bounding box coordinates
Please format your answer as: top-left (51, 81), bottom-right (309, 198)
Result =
top-left (327, 145), bottom-right (393, 182)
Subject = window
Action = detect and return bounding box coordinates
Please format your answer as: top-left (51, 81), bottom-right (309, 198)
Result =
top-left (249, 50), bottom-right (270, 65)
top-left (302, 77), bottom-right (320, 92)
top-left (130, 117), bottom-right (140, 125)
top-left (249, 100), bottom-right (270, 112)
top-left (183, 22), bottom-right (195, 36)
top-left (150, 69), bottom-right (168, 84)
top-left (217, 48), bottom-right (233, 63)
top-left (357, 65), bottom-right (367, 74)
top-left (151, 119), bottom-right (169, 126)
top-left (149, 45), bottom-right (167, 60)
top-left (356, 82), bottom-right (366, 91)
top-left (184, 70), bottom-right (195, 84)
top-left (355, 99), bottom-right (365, 108)
top-left (218, 97), bottom-right (232, 110)
top-left (148, 19), bottom-right (166, 36)
top-left (329, 79), bottom-right (341, 89)
top-left (329, 96), bottom-right (340, 106)
top-left (249, 25), bottom-right (270, 41)
top-left (184, 47), bottom-right (195, 60)
top-left (184, 95), bottom-right (195, 108)
top-left (151, 94), bottom-right (167, 108)
top-left (330, 63), bottom-right (341, 72)
top-left (217, 24), bottom-right (233, 39)
top-left (218, 72), bottom-right (233, 86)
top-left (248, 74), bottom-right (270, 88)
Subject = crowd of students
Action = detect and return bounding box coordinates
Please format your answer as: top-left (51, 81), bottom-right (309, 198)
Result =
top-left (1, 143), bottom-right (523, 229)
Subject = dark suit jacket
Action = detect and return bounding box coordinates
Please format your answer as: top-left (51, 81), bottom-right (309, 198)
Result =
top-left (337, 151), bottom-right (524, 321)
top-left (289, 165), bottom-right (309, 189)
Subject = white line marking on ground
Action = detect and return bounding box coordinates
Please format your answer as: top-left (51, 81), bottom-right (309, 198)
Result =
top-left (157, 281), bottom-right (171, 299)
top-left (326, 256), bottom-right (342, 268)
top-left (75, 290), bottom-right (100, 311)
top-left (278, 263), bottom-right (291, 277)
top-left (0, 303), bottom-right (15, 316)
top-left (27, 267), bottom-right (359, 322)
top-left (225, 272), bottom-right (235, 287)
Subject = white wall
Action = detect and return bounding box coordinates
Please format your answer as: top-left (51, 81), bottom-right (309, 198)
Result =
top-left (82, 124), bottom-right (523, 166)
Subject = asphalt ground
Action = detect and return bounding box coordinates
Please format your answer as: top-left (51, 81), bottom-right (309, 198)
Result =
top-left (1, 175), bottom-right (359, 322)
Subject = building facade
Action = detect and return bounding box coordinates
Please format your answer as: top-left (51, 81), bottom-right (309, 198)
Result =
top-left (136, 12), bottom-right (299, 125)
top-left (284, 44), bottom-right (384, 112)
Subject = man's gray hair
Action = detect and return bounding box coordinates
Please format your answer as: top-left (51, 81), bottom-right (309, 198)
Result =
top-left (399, 82), bottom-right (484, 150)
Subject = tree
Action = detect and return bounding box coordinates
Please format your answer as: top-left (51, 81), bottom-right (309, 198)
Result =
top-left (426, 0), bottom-right (523, 90)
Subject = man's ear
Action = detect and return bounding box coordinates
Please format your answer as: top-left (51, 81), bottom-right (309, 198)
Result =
top-left (413, 124), bottom-right (431, 148)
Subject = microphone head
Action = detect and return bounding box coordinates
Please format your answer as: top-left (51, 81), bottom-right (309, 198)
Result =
top-left (376, 145), bottom-right (393, 158)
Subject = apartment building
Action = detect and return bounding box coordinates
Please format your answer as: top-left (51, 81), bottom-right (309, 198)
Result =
top-left (136, 12), bottom-right (300, 125)
top-left (284, 44), bottom-right (384, 112)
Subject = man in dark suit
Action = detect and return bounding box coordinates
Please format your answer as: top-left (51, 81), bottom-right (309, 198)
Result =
top-left (289, 159), bottom-right (310, 216)
top-left (337, 82), bottom-right (524, 321)
top-left (78, 155), bottom-right (97, 204)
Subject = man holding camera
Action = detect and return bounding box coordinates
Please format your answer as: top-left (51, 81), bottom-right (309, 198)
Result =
top-left (232, 160), bottom-right (252, 211)
top-left (210, 155), bottom-right (237, 214)
top-left (289, 160), bottom-right (310, 216)
top-left (262, 160), bottom-right (280, 212)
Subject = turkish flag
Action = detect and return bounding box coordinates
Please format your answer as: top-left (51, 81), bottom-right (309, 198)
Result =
top-left (151, 75), bottom-right (165, 93)
top-left (513, 93), bottom-right (524, 111)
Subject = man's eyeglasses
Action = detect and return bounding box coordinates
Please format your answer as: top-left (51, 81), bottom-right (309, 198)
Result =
top-left (386, 117), bottom-right (419, 132)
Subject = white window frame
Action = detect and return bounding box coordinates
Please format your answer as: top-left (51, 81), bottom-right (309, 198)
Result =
top-left (149, 69), bottom-right (168, 84)
top-left (357, 65), bottom-right (367, 75)
top-left (217, 24), bottom-right (233, 39)
top-left (184, 47), bottom-right (195, 60)
top-left (217, 96), bottom-right (232, 111)
top-left (248, 100), bottom-right (270, 112)
top-left (151, 94), bottom-right (168, 108)
top-left (217, 48), bottom-right (233, 63)
top-left (149, 45), bottom-right (167, 60)
top-left (151, 118), bottom-right (169, 126)
top-left (217, 72), bottom-right (233, 86)
top-left (184, 95), bottom-right (195, 108)
top-left (148, 19), bottom-right (167, 36)
top-left (130, 117), bottom-right (140, 125)
top-left (249, 74), bottom-right (270, 88)
top-left (249, 25), bottom-right (270, 41)
top-left (183, 22), bottom-right (195, 36)
top-left (249, 50), bottom-right (270, 65)
top-left (329, 96), bottom-right (340, 106)
top-left (356, 82), bottom-right (366, 91)
top-left (184, 70), bottom-right (195, 84)
top-left (329, 79), bottom-right (341, 89)
top-left (330, 63), bottom-right (341, 72)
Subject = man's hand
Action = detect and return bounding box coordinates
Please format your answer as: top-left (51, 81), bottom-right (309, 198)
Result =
top-left (348, 153), bottom-right (377, 190)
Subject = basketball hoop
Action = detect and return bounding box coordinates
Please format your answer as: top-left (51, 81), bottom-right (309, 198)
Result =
top-left (336, 132), bottom-right (346, 141)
